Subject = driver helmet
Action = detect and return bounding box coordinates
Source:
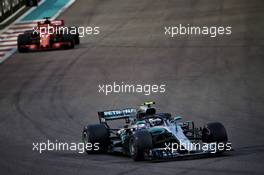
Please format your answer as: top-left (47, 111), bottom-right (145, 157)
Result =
top-left (43, 17), bottom-right (51, 24)
top-left (137, 102), bottom-right (156, 120)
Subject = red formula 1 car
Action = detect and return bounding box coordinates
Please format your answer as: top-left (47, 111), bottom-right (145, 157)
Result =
top-left (17, 18), bottom-right (80, 52)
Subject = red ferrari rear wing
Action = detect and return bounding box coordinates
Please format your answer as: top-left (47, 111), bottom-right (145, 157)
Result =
top-left (37, 20), bottom-right (65, 27)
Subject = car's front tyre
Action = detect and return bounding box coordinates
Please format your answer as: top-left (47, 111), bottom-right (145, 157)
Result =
top-left (129, 130), bottom-right (152, 161)
top-left (17, 34), bottom-right (31, 53)
top-left (202, 122), bottom-right (228, 143)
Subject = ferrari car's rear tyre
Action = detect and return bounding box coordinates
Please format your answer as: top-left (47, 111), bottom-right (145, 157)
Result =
top-left (74, 35), bottom-right (80, 45)
top-left (17, 34), bottom-right (31, 53)
top-left (82, 124), bottom-right (109, 154)
top-left (24, 30), bottom-right (39, 38)
top-left (62, 34), bottom-right (75, 49)
top-left (26, 0), bottom-right (38, 7)
top-left (129, 130), bottom-right (152, 161)
top-left (202, 122), bottom-right (228, 143)
top-left (68, 27), bottom-right (80, 45)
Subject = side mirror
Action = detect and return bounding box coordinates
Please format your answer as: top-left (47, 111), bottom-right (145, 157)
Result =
top-left (171, 116), bottom-right (182, 124)
top-left (174, 116), bottom-right (182, 121)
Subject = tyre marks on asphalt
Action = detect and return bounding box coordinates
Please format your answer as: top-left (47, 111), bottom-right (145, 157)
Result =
top-left (11, 59), bottom-right (57, 140)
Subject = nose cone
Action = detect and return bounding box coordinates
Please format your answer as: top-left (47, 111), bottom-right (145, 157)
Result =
top-left (40, 35), bottom-right (50, 48)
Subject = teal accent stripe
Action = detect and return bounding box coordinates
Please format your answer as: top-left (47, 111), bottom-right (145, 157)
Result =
top-left (21, 0), bottom-right (70, 21)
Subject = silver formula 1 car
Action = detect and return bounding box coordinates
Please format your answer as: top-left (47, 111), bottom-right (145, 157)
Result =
top-left (82, 102), bottom-right (231, 161)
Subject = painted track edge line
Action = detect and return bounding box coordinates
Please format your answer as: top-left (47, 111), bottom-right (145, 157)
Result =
top-left (0, 48), bottom-right (16, 64)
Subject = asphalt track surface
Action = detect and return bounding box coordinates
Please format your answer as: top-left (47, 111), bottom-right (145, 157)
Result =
top-left (0, 0), bottom-right (264, 175)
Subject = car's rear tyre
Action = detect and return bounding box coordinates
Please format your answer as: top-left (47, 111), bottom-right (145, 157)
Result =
top-left (74, 35), bottom-right (80, 45)
top-left (202, 122), bottom-right (228, 143)
top-left (62, 34), bottom-right (75, 49)
top-left (24, 30), bottom-right (39, 38)
top-left (68, 27), bottom-right (80, 45)
top-left (129, 130), bottom-right (152, 161)
top-left (82, 124), bottom-right (109, 154)
top-left (17, 34), bottom-right (31, 53)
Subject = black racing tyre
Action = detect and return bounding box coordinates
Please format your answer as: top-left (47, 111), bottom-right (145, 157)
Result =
top-left (68, 27), bottom-right (80, 45)
top-left (82, 124), bottom-right (109, 154)
top-left (202, 122), bottom-right (228, 143)
top-left (23, 30), bottom-right (40, 45)
top-left (74, 34), bottom-right (80, 45)
top-left (17, 34), bottom-right (31, 53)
top-left (62, 34), bottom-right (75, 49)
top-left (26, 0), bottom-right (38, 6)
top-left (24, 30), bottom-right (39, 38)
top-left (24, 30), bottom-right (33, 34)
top-left (129, 130), bottom-right (152, 161)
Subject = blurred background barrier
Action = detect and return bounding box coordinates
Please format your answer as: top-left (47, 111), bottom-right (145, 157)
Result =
top-left (0, 0), bottom-right (25, 23)
top-left (0, 0), bottom-right (38, 24)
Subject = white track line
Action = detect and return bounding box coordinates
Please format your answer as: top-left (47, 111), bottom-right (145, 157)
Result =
top-left (0, 46), bottom-right (15, 50)
top-left (0, 41), bottom-right (17, 45)
top-left (0, 36), bottom-right (17, 41)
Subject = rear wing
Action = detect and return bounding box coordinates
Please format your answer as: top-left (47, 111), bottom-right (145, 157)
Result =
top-left (98, 108), bottom-right (137, 123)
top-left (51, 20), bottom-right (65, 26)
top-left (37, 20), bottom-right (65, 27)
